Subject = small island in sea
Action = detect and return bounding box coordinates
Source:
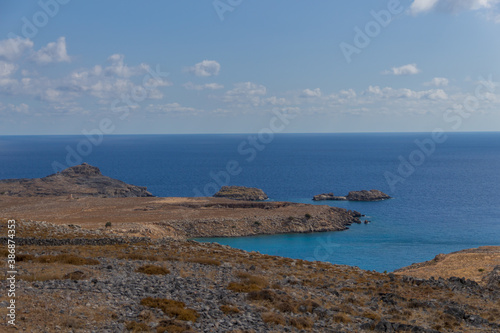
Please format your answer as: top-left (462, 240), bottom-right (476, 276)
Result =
top-left (313, 190), bottom-right (391, 201)
top-left (0, 163), bottom-right (499, 332)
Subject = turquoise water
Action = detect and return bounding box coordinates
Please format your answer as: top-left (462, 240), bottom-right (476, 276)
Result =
top-left (1, 132), bottom-right (499, 271)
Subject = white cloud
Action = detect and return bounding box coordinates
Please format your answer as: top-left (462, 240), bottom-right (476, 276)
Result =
top-left (410, 0), bottom-right (440, 14)
top-left (32, 37), bottom-right (71, 64)
top-left (383, 63), bottom-right (421, 76)
top-left (187, 60), bottom-right (220, 77)
top-left (148, 102), bottom-right (199, 113)
top-left (0, 61), bottom-right (18, 77)
top-left (105, 54), bottom-right (149, 77)
top-left (301, 88), bottom-right (322, 98)
top-left (0, 37), bottom-right (33, 61)
top-left (223, 82), bottom-right (267, 106)
top-left (410, 0), bottom-right (500, 21)
top-left (183, 82), bottom-right (224, 90)
top-left (424, 77), bottom-right (449, 87)
top-left (0, 103), bottom-right (30, 115)
top-left (367, 85), bottom-right (448, 100)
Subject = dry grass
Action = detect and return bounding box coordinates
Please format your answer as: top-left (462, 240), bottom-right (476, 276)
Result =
top-left (186, 257), bottom-right (221, 266)
top-left (220, 305), bottom-right (240, 315)
top-left (332, 313), bottom-right (351, 323)
top-left (227, 273), bottom-right (269, 292)
top-left (362, 310), bottom-right (381, 322)
top-left (289, 316), bottom-right (313, 330)
top-left (140, 298), bottom-right (199, 322)
top-left (261, 312), bottom-right (286, 326)
top-left (33, 254), bottom-right (99, 265)
top-left (135, 264), bottom-right (170, 275)
top-left (156, 319), bottom-right (193, 333)
top-left (126, 321), bottom-right (151, 332)
top-left (117, 253), bottom-right (159, 261)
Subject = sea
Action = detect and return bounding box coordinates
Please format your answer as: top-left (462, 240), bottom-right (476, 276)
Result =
top-left (1, 132), bottom-right (499, 272)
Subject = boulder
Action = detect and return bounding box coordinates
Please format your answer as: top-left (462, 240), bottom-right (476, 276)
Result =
top-left (213, 186), bottom-right (268, 201)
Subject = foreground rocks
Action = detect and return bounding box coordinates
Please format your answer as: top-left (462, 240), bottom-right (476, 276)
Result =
top-left (213, 186), bottom-right (268, 201)
top-left (0, 163), bottom-right (153, 198)
top-left (313, 189), bottom-right (391, 202)
top-left (0, 221), bottom-right (499, 333)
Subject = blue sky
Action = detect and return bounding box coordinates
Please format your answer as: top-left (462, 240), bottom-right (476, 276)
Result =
top-left (1, 0), bottom-right (499, 134)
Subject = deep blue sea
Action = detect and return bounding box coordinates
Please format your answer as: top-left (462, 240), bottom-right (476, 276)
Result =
top-left (1, 133), bottom-right (499, 272)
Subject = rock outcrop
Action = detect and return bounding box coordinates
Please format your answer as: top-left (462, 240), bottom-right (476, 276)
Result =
top-left (346, 189), bottom-right (391, 201)
top-left (0, 163), bottom-right (153, 198)
top-left (313, 189), bottom-right (391, 201)
top-left (213, 186), bottom-right (268, 201)
top-left (312, 193), bottom-right (346, 201)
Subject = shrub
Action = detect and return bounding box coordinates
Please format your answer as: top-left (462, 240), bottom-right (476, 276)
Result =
top-left (290, 316), bottom-right (314, 329)
top-left (228, 273), bottom-right (268, 292)
top-left (141, 298), bottom-right (199, 322)
top-left (220, 305), bottom-right (240, 315)
top-left (362, 311), bottom-right (381, 321)
top-left (117, 253), bottom-right (159, 261)
top-left (34, 254), bottom-right (99, 265)
top-left (332, 313), bottom-right (351, 323)
top-left (186, 258), bottom-right (221, 266)
top-left (261, 312), bottom-right (286, 326)
top-left (156, 319), bottom-right (192, 333)
top-left (136, 265), bottom-right (170, 275)
top-left (105, 222), bottom-right (112, 228)
top-left (125, 321), bottom-right (150, 332)
top-left (305, 213), bottom-right (312, 219)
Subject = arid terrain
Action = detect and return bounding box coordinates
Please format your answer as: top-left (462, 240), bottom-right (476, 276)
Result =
top-left (0, 220), bottom-right (499, 332)
top-left (1, 164), bottom-right (499, 332)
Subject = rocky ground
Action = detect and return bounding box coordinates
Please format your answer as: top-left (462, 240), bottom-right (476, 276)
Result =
top-left (0, 220), bottom-right (499, 333)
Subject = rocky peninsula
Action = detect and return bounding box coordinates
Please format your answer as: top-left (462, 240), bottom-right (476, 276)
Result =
top-left (0, 164), bottom-right (360, 239)
top-left (313, 189), bottom-right (391, 202)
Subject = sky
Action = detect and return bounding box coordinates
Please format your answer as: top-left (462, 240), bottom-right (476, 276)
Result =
top-left (0, 0), bottom-right (499, 135)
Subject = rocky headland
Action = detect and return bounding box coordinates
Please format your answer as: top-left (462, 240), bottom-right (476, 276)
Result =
top-left (313, 189), bottom-right (391, 202)
top-left (213, 186), bottom-right (268, 201)
top-left (0, 164), bottom-right (360, 239)
top-left (0, 163), bottom-right (153, 198)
